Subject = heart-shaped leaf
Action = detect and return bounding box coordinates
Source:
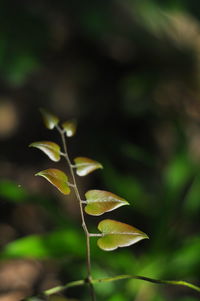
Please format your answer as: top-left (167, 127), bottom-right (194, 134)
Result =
top-left (62, 120), bottom-right (77, 137)
top-left (29, 141), bottom-right (61, 162)
top-left (97, 219), bottom-right (148, 251)
top-left (84, 190), bottom-right (129, 216)
top-left (36, 169), bottom-right (70, 195)
top-left (74, 157), bottom-right (103, 176)
top-left (40, 108), bottom-right (59, 130)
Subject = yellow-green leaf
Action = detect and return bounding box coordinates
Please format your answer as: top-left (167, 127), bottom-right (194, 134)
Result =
top-left (29, 141), bottom-right (61, 162)
top-left (62, 120), bottom-right (77, 137)
top-left (74, 157), bottom-right (103, 176)
top-left (97, 219), bottom-right (148, 251)
top-left (85, 190), bottom-right (129, 216)
top-left (36, 169), bottom-right (70, 195)
top-left (40, 108), bottom-right (59, 130)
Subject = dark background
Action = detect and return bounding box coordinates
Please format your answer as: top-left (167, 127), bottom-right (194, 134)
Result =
top-left (0, 1), bottom-right (200, 300)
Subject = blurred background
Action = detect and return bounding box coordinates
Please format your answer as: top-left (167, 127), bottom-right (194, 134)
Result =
top-left (0, 0), bottom-right (200, 300)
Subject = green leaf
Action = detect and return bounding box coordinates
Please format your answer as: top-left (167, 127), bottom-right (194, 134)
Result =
top-left (36, 169), bottom-right (70, 195)
top-left (62, 120), bottom-right (77, 137)
top-left (74, 157), bottom-right (103, 176)
top-left (29, 141), bottom-right (61, 162)
top-left (40, 108), bottom-right (59, 130)
top-left (85, 190), bottom-right (129, 216)
top-left (2, 229), bottom-right (84, 259)
top-left (97, 219), bottom-right (148, 251)
top-left (0, 180), bottom-right (28, 202)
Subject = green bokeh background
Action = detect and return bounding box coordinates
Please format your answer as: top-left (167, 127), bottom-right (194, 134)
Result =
top-left (0, 0), bottom-right (200, 300)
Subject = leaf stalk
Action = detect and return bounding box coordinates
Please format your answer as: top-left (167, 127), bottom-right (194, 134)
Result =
top-left (56, 125), bottom-right (96, 301)
top-left (43, 274), bottom-right (200, 297)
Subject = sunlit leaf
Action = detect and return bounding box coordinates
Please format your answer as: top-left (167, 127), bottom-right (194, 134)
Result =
top-left (40, 108), bottom-right (59, 130)
top-left (97, 219), bottom-right (148, 251)
top-left (74, 157), bottom-right (103, 176)
top-left (36, 169), bottom-right (70, 195)
top-left (2, 229), bottom-right (84, 259)
top-left (84, 190), bottom-right (129, 216)
top-left (0, 180), bottom-right (28, 202)
top-left (29, 141), bottom-right (61, 162)
top-left (62, 120), bottom-right (77, 137)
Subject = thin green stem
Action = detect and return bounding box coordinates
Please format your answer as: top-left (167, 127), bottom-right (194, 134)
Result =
top-left (92, 275), bottom-right (200, 293)
top-left (56, 125), bottom-right (96, 301)
top-left (89, 233), bottom-right (103, 237)
top-left (43, 275), bottom-right (200, 297)
top-left (44, 279), bottom-right (85, 296)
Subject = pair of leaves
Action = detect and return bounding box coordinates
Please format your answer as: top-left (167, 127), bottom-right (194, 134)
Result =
top-left (33, 167), bottom-right (130, 216)
top-left (84, 190), bottom-right (148, 250)
top-left (33, 109), bottom-right (102, 175)
top-left (30, 141), bottom-right (102, 176)
top-left (34, 167), bottom-right (128, 215)
top-left (40, 108), bottom-right (76, 137)
top-left (34, 167), bottom-right (102, 196)
top-left (97, 219), bottom-right (148, 251)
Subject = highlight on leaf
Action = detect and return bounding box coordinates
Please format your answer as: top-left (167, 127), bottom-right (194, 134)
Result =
top-left (29, 141), bottom-right (61, 162)
top-left (97, 219), bottom-right (148, 251)
top-left (40, 108), bottom-right (59, 130)
top-left (62, 120), bottom-right (77, 137)
top-left (35, 168), bottom-right (70, 195)
top-left (74, 157), bottom-right (103, 176)
top-left (84, 190), bottom-right (129, 216)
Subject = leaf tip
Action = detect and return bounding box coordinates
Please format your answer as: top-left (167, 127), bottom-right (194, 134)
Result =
top-left (98, 162), bottom-right (103, 169)
top-left (62, 120), bottom-right (77, 137)
top-left (39, 108), bottom-right (59, 130)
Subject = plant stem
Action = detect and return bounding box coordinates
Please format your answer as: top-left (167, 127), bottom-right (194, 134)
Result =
top-left (44, 279), bottom-right (85, 296)
top-left (89, 233), bottom-right (103, 237)
top-left (43, 274), bottom-right (200, 297)
top-left (92, 275), bottom-right (200, 292)
top-left (56, 125), bottom-right (96, 301)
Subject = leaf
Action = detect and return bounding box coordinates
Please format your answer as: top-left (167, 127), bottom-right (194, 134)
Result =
top-left (84, 190), bottom-right (129, 216)
top-left (0, 180), bottom-right (28, 202)
top-left (40, 108), bottom-right (59, 130)
top-left (97, 219), bottom-right (148, 251)
top-left (36, 169), bottom-right (70, 195)
top-left (29, 141), bottom-right (61, 162)
top-left (74, 157), bottom-right (103, 176)
top-left (2, 229), bottom-right (84, 259)
top-left (62, 120), bottom-right (77, 137)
